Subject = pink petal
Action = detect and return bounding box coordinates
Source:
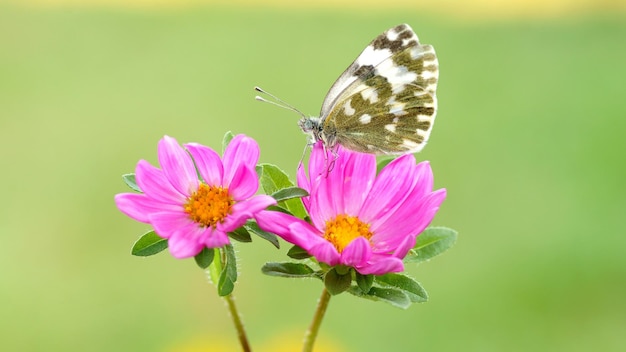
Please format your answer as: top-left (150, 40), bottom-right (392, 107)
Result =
top-left (203, 227), bottom-right (231, 248)
top-left (220, 195), bottom-right (276, 232)
top-left (321, 150), bottom-right (347, 215)
top-left (288, 221), bottom-right (339, 264)
top-left (228, 165), bottom-right (258, 201)
top-left (360, 154), bottom-right (422, 228)
top-left (222, 134), bottom-right (259, 187)
top-left (256, 211), bottom-right (319, 248)
top-left (135, 160), bottom-right (186, 204)
top-left (255, 210), bottom-right (296, 238)
top-left (185, 143), bottom-right (224, 186)
top-left (256, 211), bottom-right (338, 264)
top-left (409, 189), bottom-right (447, 235)
top-left (308, 141), bottom-right (328, 181)
top-left (340, 150), bottom-right (376, 215)
top-left (306, 142), bottom-right (346, 230)
top-left (372, 188), bottom-right (446, 245)
top-left (149, 210), bottom-right (194, 239)
top-left (307, 240), bottom-right (341, 266)
top-left (309, 164), bottom-right (342, 227)
top-left (411, 161), bottom-right (434, 199)
top-left (167, 223), bottom-right (206, 258)
top-left (340, 237), bottom-right (372, 268)
top-left (357, 256), bottom-right (404, 275)
top-left (358, 155), bottom-right (416, 223)
top-left (158, 136), bottom-right (198, 196)
top-left (296, 163), bottom-right (311, 211)
top-left (115, 193), bottom-right (178, 223)
top-left (391, 234), bottom-right (418, 260)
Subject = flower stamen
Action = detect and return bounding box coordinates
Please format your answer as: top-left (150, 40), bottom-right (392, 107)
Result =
top-left (323, 214), bottom-right (373, 253)
top-left (184, 184), bottom-right (234, 228)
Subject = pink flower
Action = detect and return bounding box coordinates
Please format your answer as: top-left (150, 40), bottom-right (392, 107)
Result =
top-left (256, 142), bottom-right (446, 275)
top-left (115, 135), bottom-right (276, 258)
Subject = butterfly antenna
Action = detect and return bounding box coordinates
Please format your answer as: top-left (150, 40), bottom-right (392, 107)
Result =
top-left (254, 86), bottom-right (307, 119)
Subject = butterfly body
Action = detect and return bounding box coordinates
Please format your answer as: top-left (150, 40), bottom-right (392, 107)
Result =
top-left (302, 23), bottom-right (439, 155)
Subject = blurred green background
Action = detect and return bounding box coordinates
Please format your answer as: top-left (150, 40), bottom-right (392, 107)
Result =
top-left (1, 1), bottom-right (625, 351)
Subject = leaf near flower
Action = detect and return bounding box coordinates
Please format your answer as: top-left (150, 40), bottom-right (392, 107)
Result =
top-left (349, 286), bottom-right (411, 309)
top-left (376, 157), bottom-right (394, 174)
top-left (286, 245), bottom-right (311, 260)
top-left (244, 221), bottom-right (280, 249)
top-left (256, 163), bottom-right (307, 219)
top-left (270, 186), bottom-right (309, 203)
top-left (375, 273), bottom-right (428, 303)
top-left (228, 227), bottom-right (252, 243)
top-left (122, 173), bottom-right (141, 192)
top-left (131, 230), bottom-right (167, 256)
top-left (404, 227), bottom-right (458, 264)
top-left (261, 262), bottom-right (318, 278)
top-left (324, 267), bottom-right (352, 295)
top-left (194, 247), bottom-right (215, 269)
top-left (218, 245), bottom-right (237, 296)
top-left (355, 272), bottom-right (374, 293)
top-left (221, 131), bottom-right (235, 154)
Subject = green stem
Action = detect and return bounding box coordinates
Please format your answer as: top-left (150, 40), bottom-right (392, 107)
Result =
top-left (224, 293), bottom-right (251, 352)
top-left (302, 288), bottom-right (332, 352)
top-left (207, 248), bottom-right (251, 351)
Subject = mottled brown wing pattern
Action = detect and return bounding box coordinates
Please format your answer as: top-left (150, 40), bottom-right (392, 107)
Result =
top-left (319, 24), bottom-right (439, 155)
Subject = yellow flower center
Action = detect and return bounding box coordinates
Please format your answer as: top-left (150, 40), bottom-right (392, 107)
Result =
top-left (323, 214), bottom-right (373, 253)
top-left (184, 184), bottom-right (234, 228)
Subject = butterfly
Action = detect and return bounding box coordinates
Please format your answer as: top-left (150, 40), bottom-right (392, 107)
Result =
top-left (256, 23), bottom-right (438, 155)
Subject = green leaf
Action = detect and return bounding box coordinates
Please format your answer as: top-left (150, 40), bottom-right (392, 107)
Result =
top-left (257, 163), bottom-right (307, 219)
top-left (355, 272), bottom-right (374, 293)
top-left (404, 227), bottom-right (458, 264)
top-left (257, 163), bottom-right (291, 194)
top-left (194, 248), bottom-right (215, 269)
top-left (287, 245), bottom-right (311, 259)
top-left (271, 186), bottom-right (309, 203)
top-left (376, 157), bottom-right (394, 174)
top-left (131, 231), bottom-right (167, 256)
top-left (265, 205), bottom-right (294, 215)
top-left (261, 262), bottom-right (318, 278)
top-left (122, 173), bottom-right (141, 192)
top-left (324, 267), bottom-right (352, 295)
top-left (375, 273), bottom-right (428, 303)
top-left (245, 221), bottom-right (280, 249)
top-left (218, 273), bottom-right (234, 297)
top-left (348, 286), bottom-right (411, 309)
top-left (218, 245), bottom-right (237, 296)
top-left (228, 227), bottom-right (252, 243)
top-left (222, 131), bottom-right (235, 154)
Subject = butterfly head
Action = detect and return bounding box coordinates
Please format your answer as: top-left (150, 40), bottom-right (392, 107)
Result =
top-left (299, 116), bottom-right (338, 151)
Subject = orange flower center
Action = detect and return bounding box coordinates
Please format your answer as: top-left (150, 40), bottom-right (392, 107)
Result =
top-left (184, 184), bottom-right (234, 228)
top-left (323, 214), bottom-right (373, 253)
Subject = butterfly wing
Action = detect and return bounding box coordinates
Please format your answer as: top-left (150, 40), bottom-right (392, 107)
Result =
top-left (320, 24), bottom-right (439, 155)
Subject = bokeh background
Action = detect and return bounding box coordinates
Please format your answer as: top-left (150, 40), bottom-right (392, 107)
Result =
top-left (1, 0), bottom-right (625, 351)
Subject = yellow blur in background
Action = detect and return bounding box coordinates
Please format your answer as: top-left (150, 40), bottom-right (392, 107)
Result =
top-left (17, 0), bottom-right (626, 20)
top-left (1, 0), bottom-right (625, 351)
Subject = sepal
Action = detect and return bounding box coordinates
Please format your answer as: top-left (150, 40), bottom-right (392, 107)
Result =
top-left (194, 247), bottom-right (215, 269)
top-left (324, 267), bottom-right (352, 295)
